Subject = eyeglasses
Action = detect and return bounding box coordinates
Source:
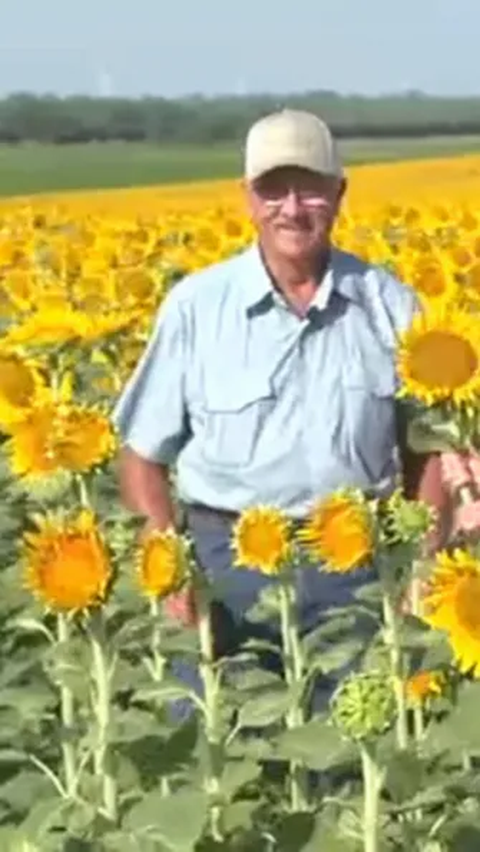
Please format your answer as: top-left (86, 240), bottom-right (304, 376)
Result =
top-left (262, 191), bottom-right (329, 209)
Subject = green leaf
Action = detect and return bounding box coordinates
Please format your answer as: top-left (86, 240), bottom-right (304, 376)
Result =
top-left (221, 758), bottom-right (261, 801)
top-left (407, 414), bottom-right (461, 454)
top-left (236, 686), bottom-right (291, 729)
top-left (443, 819), bottom-right (480, 852)
top-left (222, 799), bottom-right (258, 835)
top-left (135, 677), bottom-right (198, 706)
top-left (13, 617), bottom-right (55, 644)
top-left (125, 787), bottom-right (209, 850)
top-left (427, 680), bottom-right (480, 752)
top-left (272, 716), bottom-right (354, 771)
top-left (307, 638), bottom-right (362, 676)
top-left (383, 750), bottom-right (426, 804)
top-left (302, 613), bottom-right (362, 655)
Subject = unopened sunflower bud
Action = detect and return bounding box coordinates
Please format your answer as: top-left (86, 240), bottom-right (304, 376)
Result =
top-left (330, 670), bottom-right (397, 742)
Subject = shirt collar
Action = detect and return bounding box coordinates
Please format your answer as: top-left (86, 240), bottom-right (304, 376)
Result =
top-left (240, 242), bottom-right (364, 317)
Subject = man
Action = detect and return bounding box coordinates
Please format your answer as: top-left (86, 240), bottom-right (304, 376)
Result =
top-left (112, 109), bottom-right (448, 702)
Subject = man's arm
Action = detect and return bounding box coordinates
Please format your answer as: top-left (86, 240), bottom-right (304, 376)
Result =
top-left (118, 448), bottom-right (176, 532)
top-left (112, 291), bottom-right (189, 532)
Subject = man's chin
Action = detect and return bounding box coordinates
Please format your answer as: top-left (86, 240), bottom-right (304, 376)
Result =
top-left (275, 234), bottom-right (316, 260)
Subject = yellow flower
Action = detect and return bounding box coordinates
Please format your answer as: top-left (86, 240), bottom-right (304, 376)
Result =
top-left (0, 351), bottom-right (48, 431)
top-left (3, 305), bottom-right (92, 348)
top-left (405, 670), bottom-right (446, 706)
top-left (396, 306), bottom-right (480, 406)
top-left (423, 549), bottom-right (480, 677)
top-left (23, 509), bottom-right (112, 612)
top-left (297, 490), bottom-right (373, 572)
top-left (232, 506), bottom-right (292, 575)
top-left (5, 401), bottom-right (116, 479)
top-left (137, 529), bottom-right (188, 598)
top-left (410, 257), bottom-right (457, 304)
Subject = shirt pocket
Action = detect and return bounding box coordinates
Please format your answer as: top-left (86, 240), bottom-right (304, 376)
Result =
top-left (339, 365), bottom-right (397, 485)
top-left (200, 374), bottom-right (276, 467)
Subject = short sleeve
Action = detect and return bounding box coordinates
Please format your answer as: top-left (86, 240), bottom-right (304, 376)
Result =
top-left (111, 292), bottom-right (190, 464)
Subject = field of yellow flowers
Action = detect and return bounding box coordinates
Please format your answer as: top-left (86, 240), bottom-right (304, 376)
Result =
top-left (2, 154), bottom-right (480, 851)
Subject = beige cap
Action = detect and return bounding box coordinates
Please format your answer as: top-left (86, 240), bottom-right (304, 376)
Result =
top-left (244, 108), bottom-right (343, 182)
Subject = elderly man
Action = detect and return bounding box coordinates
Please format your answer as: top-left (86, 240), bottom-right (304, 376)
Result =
top-left (112, 109), bottom-right (447, 703)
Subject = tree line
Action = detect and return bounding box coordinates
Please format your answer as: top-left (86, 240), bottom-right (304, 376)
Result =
top-left (2, 91), bottom-right (480, 144)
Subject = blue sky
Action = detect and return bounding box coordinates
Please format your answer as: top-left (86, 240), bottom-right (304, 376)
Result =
top-left (1, 0), bottom-right (477, 98)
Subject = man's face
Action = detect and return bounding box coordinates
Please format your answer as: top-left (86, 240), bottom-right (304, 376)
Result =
top-left (245, 166), bottom-right (345, 262)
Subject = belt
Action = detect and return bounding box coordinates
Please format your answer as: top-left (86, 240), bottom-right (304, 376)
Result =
top-left (180, 501), bottom-right (305, 530)
top-left (180, 501), bottom-right (240, 524)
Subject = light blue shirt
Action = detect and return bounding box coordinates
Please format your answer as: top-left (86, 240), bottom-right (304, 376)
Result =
top-left (112, 243), bottom-right (418, 518)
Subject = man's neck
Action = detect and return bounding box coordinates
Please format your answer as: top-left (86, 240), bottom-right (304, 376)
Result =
top-left (259, 244), bottom-right (330, 314)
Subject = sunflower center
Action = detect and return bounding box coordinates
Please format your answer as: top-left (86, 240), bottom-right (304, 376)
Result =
top-left (0, 359), bottom-right (37, 406)
top-left (455, 575), bottom-right (480, 636)
top-left (409, 331), bottom-right (478, 390)
top-left (416, 267), bottom-right (447, 297)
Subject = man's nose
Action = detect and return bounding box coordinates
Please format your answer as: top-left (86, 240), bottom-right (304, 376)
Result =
top-left (280, 189), bottom-right (302, 216)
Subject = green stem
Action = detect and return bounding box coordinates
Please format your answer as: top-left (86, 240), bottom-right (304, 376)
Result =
top-left (76, 474), bottom-right (91, 509)
top-left (360, 744), bottom-right (384, 852)
top-left (413, 701), bottom-right (425, 743)
top-left (278, 577), bottom-right (309, 813)
top-left (57, 613), bottom-right (77, 799)
top-left (89, 610), bottom-right (117, 823)
top-left (149, 596), bottom-right (170, 797)
top-left (196, 586), bottom-right (224, 842)
top-left (382, 592), bottom-right (408, 751)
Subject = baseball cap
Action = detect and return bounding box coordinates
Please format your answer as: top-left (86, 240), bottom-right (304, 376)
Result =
top-left (244, 108), bottom-right (343, 182)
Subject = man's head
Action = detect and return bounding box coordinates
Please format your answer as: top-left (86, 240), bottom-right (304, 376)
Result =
top-left (243, 109), bottom-right (346, 263)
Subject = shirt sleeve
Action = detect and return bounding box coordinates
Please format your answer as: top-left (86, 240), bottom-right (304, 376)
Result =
top-left (111, 291), bottom-right (190, 464)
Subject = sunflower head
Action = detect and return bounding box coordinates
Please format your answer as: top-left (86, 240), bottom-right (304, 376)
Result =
top-left (423, 548), bottom-right (480, 677)
top-left (405, 669), bottom-right (446, 707)
top-left (137, 528), bottom-right (189, 598)
top-left (330, 669), bottom-right (397, 742)
top-left (231, 506), bottom-right (293, 575)
top-left (3, 305), bottom-right (93, 349)
top-left (379, 488), bottom-right (435, 547)
top-left (297, 489), bottom-right (374, 573)
top-left (0, 350), bottom-right (49, 431)
top-left (396, 306), bottom-right (480, 408)
top-left (23, 508), bottom-right (112, 612)
top-left (5, 400), bottom-right (116, 483)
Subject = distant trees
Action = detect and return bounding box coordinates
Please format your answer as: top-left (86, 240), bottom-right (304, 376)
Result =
top-left (1, 91), bottom-right (480, 144)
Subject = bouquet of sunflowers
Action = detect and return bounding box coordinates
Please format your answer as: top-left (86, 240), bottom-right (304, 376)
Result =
top-left (396, 302), bottom-right (480, 538)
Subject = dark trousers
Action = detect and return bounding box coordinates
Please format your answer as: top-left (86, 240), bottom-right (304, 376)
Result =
top-left (170, 505), bottom-right (375, 722)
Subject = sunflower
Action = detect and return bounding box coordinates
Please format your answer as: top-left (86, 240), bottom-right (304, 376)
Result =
top-left (137, 529), bottom-right (188, 598)
top-left (410, 256), bottom-right (457, 305)
top-left (231, 506), bottom-right (292, 575)
top-left (2, 304), bottom-right (93, 348)
top-left (23, 509), bottom-right (112, 612)
top-left (5, 401), bottom-right (116, 479)
top-left (297, 490), bottom-right (373, 572)
top-left (405, 669), bottom-right (446, 706)
top-left (0, 351), bottom-right (49, 431)
top-left (396, 306), bottom-right (480, 406)
top-left (423, 549), bottom-right (480, 676)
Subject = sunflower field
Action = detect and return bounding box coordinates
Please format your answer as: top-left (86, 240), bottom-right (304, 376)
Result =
top-left (2, 155), bottom-right (480, 851)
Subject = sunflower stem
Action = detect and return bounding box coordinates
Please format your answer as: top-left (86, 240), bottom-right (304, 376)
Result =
top-left (88, 609), bottom-right (117, 824)
top-left (278, 576), bottom-right (309, 813)
top-left (76, 474), bottom-right (91, 509)
top-left (56, 613), bottom-right (77, 800)
top-left (149, 595), bottom-right (170, 797)
top-left (382, 592), bottom-right (409, 751)
top-left (195, 582), bottom-right (224, 842)
top-left (360, 743), bottom-right (384, 852)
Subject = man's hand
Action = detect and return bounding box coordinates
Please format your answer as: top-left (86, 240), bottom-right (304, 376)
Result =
top-left (164, 587), bottom-right (198, 627)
